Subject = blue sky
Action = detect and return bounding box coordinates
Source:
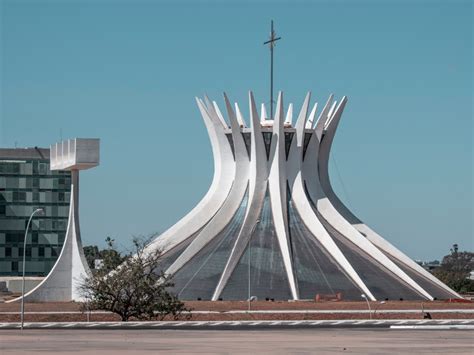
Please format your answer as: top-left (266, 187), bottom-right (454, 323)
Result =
top-left (1, 0), bottom-right (472, 260)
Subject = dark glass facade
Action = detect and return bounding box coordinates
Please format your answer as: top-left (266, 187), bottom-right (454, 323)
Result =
top-left (152, 127), bottom-right (450, 301)
top-left (172, 188), bottom-right (249, 300)
top-left (222, 189), bottom-right (292, 300)
top-left (0, 148), bottom-right (71, 276)
top-left (325, 221), bottom-right (422, 300)
top-left (225, 131), bottom-right (293, 161)
top-left (288, 201), bottom-right (363, 300)
top-left (382, 251), bottom-right (455, 300)
top-left (304, 181), bottom-right (425, 300)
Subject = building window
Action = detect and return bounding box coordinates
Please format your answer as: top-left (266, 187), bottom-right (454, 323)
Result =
top-left (225, 134), bottom-right (235, 160)
top-left (262, 132), bottom-right (272, 160)
top-left (0, 154), bottom-right (71, 276)
top-left (32, 161), bottom-right (39, 174)
top-left (39, 163), bottom-right (47, 175)
top-left (284, 132), bottom-right (294, 160)
top-left (13, 191), bottom-right (26, 202)
top-left (241, 133), bottom-right (251, 158)
top-left (302, 132), bottom-right (313, 160)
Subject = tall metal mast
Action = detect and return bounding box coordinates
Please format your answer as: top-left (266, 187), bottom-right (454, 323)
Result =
top-left (264, 20), bottom-right (281, 120)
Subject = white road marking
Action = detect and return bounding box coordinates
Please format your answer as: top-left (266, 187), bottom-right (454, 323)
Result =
top-left (2, 309), bottom-right (473, 315)
top-left (41, 323), bottom-right (56, 328)
top-left (63, 323), bottom-right (78, 328)
top-left (391, 325), bottom-right (474, 330)
top-left (0, 319), bottom-right (472, 329)
top-left (354, 320), bottom-right (371, 325)
top-left (190, 322), bottom-right (205, 326)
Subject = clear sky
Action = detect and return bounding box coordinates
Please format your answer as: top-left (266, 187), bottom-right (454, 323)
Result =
top-left (1, 0), bottom-right (472, 260)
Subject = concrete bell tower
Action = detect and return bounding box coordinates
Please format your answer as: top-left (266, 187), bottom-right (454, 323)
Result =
top-left (8, 138), bottom-right (100, 302)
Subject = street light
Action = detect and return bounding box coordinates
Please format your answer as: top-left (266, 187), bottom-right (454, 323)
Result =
top-left (421, 301), bottom-right (432, 319)
top-left (248, 220), bottom-right (260, 312)
top-left (373, 301), bottom-right (386, 318)
top-left (20, 208), bottom-right (44, 330)
top-left (361, 294), bottom-right (372, 320)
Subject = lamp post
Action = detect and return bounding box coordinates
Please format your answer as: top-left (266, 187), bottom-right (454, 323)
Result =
top-left (20, 208), bottom-right (44, 330)
top-left (373, 301), bottom-right (386, 318)
top-left (248, 220), bottom-right (260, 312)
top-left (421, 301), bottom-right (432, 319)
top-left (361, 294), bottom-right (372, 320)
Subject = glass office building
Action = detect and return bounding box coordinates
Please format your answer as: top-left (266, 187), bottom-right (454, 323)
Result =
top-left (0, 148), bottom-right (71, 276)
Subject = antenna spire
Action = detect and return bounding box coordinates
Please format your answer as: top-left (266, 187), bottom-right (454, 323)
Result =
top-left (263, 20), bottom-right (281, 120)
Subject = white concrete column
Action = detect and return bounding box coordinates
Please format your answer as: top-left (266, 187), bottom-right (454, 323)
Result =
top-left (8, 170), bottom-right (91, 302)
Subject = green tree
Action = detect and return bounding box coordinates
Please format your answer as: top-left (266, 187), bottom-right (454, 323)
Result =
top-left (83, 237), bottom-right (123, 271)
top-left (432, 244), bottom-right (474, 294)
top-left (80, 237), bottom-right (188, 321)
top-left (83, 245), bottom-right (100, 269)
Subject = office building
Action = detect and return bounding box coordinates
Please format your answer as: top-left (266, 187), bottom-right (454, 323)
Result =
top-left (0, 148), bottom-right (71, 276)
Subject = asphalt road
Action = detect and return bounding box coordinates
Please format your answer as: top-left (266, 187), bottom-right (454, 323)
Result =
top-left (1, 329), bottom-right (473, 354)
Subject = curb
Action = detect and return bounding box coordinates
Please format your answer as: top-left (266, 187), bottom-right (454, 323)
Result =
top-left (1, 309), bottom-right (473, 315)
top-left (0, 319), bottom-right (473, 330)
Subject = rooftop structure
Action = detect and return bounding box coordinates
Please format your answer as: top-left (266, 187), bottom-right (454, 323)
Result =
top-left (147, 92), bottom-right (461, 301)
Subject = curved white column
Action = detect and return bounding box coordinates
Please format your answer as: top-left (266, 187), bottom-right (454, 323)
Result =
top-left (165, 94), bottom-right (250, 275)
top-left (261, 103), bottom-right (268, 121)
top-left (212, 91), bottom-right (269, 300)
top-left (305, 102), bottom-right (318, 129)
top-left (146, 98), bottom-right (235, 255)
top-left (212, 100), bottom-right (230, 129)
top-left (268, 92), bottom-right (299, 300)
top-left (287, 93), bottom-right (376, 301)
top-left (8, 171), bottom-right (90, 302)
top-left (353, 223), bottom-right (462, 298)
top-left (307, 99), bottom-right (432, 300)
top-left (285, 103), bottom-right (293, 126)
top-left (314, 94), bottom-right (334, 131)
top-left (318, 100), bottom-right (460, 299)
top-left (234, 102), bottom-right (247, 128)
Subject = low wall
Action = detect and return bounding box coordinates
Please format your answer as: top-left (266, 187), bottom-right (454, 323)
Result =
top-left (0, 277), bottom-right (44, 294)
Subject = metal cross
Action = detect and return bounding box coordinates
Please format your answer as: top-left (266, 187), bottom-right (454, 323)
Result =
top-left (263, 20), bottom-right (281, 120)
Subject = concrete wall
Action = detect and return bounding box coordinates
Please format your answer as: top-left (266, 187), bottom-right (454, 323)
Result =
top-left (0, 277), bottom-right (44, 293)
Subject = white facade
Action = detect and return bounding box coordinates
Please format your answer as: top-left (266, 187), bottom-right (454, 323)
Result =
top-left (7, 139), bottom-right (99, 303)
top-left (50, 139), bottom-right (100, 171)
top-left (6, 98), bottom-right (459, 302)
top-left (149, 92), bottom-right (460, 301)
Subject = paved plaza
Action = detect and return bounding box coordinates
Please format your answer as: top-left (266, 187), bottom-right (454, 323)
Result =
top-left (1, 329), bottom-right (473, 354)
